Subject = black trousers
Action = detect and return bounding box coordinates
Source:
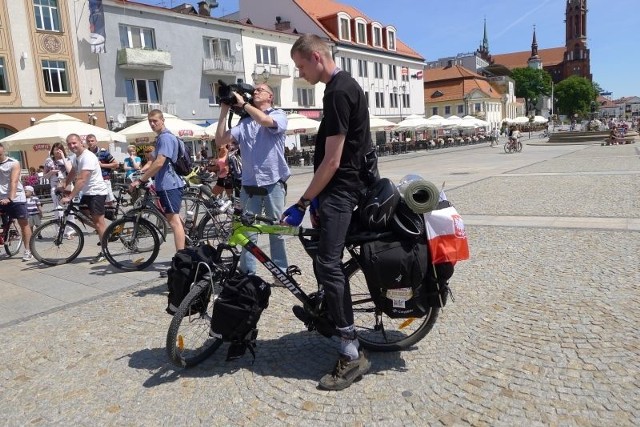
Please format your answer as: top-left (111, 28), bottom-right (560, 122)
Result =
top-left (316, 188), bottom-right (361, 329)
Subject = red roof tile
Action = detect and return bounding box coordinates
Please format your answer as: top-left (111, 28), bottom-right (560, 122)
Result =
top-left (492, 47), bottom-right (565, 69)
top-left (424, 65), bottom-right (503, 102)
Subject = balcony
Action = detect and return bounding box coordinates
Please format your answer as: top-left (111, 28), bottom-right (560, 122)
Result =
top-left (117, 48), bottom-right (172, 71)
top-left (124, 102), bottom-right (176, 118)
top-left (202, 55), bottom-right (243, 75)
top-left (252, 63), bottom-right (290, 81)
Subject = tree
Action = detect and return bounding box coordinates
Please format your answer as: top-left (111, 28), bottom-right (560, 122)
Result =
top-left (510, 68), bottom-right (552, 115)
top-left (554, 76), bottom-right (598, 118)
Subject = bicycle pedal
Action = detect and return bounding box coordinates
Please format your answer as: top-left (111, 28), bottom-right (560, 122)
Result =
top-left (286, 265), bottom-right (302, 276)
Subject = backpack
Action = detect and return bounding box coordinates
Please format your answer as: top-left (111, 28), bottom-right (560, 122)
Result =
top-left (227, 151), bottom-right (242, 189)
top-left (210, 273), bottom-right (270, 360)
top-left (166, 244), bottom-right (217, 315)
top-left (357, 236), bottom-right (430, 318)
top-left (171, 138), bottom-right (193, 176)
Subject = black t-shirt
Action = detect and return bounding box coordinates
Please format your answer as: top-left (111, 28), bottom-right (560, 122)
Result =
top-left (314, 71), bottom-right (373, 192)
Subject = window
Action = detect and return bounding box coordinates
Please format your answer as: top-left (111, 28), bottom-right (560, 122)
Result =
top-left (0, 58), bottom-right (7, 92)
top-left (256, 45), bottom-right (277, 65)
top-left (358, 59), bottom-right (368, 78)
top-left (119, 25), bottom-right (156, 49)
top-left (474, 103), bottom-right (481, 112)
top-left (403, 94), bottom-right (410, 109)
top-left (444, 106), bottom-right (451, 115)
top-left (203, 37), bottom-right (231, 59)
top-left (42, 60), bottom-right (68, 93)
top-left (388, 64), bottom-right (397, 80)
top-left (297, 88), bottom-right (315, 107)
top-left (373, 62), bottom-right (383, 79)
top-left (373, 26), bottom-right (382, 47)
top-left (339, 17), bottom-right (351, 41)
top-left (375, 92), bottom-right (385, 108)
top-left (270, 85), bottom-right (281, 106)
top-left (457, 105), bottom-right (464, 114)
top-left (364, 91), bottom-right (369, 106)
top-left (390, 93), bottom-right (398, 108)
top-left (356, 20), bottom-right (367, 44)
top-left (208, 81), bottom-right (221, 105)
top-left (387, 29), bottom-right (396, 50)
top-left (340, 57), bottom-right (352, 75)
top-left (125, 79), bottom-right (160, 105)
top-left (432, 107), bottom-right (438, 116)
top-left (34, 0), bottom-right (61, 32)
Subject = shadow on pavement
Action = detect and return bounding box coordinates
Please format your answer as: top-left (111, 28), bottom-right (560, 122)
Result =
top-left (127, 330), bottom-right (409, 388)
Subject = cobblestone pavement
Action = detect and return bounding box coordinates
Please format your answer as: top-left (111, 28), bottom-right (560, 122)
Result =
top-left (0, 143), bottom-right (638, 426)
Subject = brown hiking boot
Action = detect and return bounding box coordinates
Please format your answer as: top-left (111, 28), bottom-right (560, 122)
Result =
top-left (318, 350), bottom-right (370, 391)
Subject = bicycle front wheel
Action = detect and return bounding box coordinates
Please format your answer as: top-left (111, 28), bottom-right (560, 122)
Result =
top-left (102, 217), bottom-right (160, 271)
top-left (345, 259), bottom-right (440, 352)
top-left (515, 141), bottom-right (523, 152)
top-left (166, 279), bottom-right (224, 368)
top-left (196, 210), bottom-right (232, 246)
top-left (503, 142), bottom-right (511, 153)
top-left (140, 209), bottom-right (168, 239)
top-left (30, 220), bottom-right (84, 265)
top-left (4, 220), bottom-right (23, 256)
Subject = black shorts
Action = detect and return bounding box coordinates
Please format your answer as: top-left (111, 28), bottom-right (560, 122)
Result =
top-left (0, 202), bottom-right (28, 220)
top-left (216, 176), bottom-right (233, 190)
top-left (79, 194), bottom-right (107, 216)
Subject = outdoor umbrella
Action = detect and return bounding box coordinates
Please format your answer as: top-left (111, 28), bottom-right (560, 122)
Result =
top-left (284, 113), bottom-right (320, 135)
top-left (509, 116), bottom-right (531, 125)
top-left (117, 113), bottom-right (206, 144)
top-left (203, 115), bottom-right (242, 136)
top-left (395, 114), bottom-right (430, 131)
top-left (458, 115), bottom-right (488, 129)
top-left (533, 115), bottom-right (548, 124)
top-left (417, 114), bottom-right (451, 130)
top-left (369, 115), bottom-right (398, 131)
top-left (0, 113), bottom-right (126, 149)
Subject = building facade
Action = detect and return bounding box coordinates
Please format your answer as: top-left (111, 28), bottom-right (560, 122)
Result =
top-left (0, 0), bottom-right (106, 168)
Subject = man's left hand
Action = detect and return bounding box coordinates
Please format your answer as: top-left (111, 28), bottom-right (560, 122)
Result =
top-left (281, 203), bottom-right (306, 226)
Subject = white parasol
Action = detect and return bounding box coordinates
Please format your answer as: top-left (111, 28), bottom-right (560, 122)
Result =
top-left (0, 113), bottom-right (126, 149)
top-left (117, 113), bottom-right (206, 144)
top-left (369, 115), bottom-right (398, 131)
top-left (284, 113), bottom-right (320, 135)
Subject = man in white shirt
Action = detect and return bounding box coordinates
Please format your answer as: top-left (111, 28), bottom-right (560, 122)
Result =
top-left (60, 133), bottom-right (109, 264)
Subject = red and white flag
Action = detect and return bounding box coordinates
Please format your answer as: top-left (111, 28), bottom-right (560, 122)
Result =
top-left (423, 194), bottom-right (470, 264)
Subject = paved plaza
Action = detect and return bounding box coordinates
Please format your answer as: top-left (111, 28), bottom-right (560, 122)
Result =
top-left (0, 140), bottom-right (638, 425)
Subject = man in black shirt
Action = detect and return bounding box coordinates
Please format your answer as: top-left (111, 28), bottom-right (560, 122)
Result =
top-left (286, 34), bottom-right (376, 390)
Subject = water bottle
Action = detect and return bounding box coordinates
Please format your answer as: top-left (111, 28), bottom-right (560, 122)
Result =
top-left (219, 200), bottom-right (232, 213)
top-left (184, 210), bottom-right (194, 230)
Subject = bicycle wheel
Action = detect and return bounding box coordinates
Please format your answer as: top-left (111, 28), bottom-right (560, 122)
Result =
top-left (30, 220), bottom-right (84, 266)
top-left (102, 217), bottom-right (160, 271)
top-left (345, 259), bottom-right (440, 352)
top-left (140, 209), bottom-right (168, 239)
top-left (515, 141), bottom-right (523, 152)
top-left (503, 142), bottom-right (511, 153)
top-left (166, 279), bottom-right (224, 368)
top-left (4, 220), bottom-right (23, 256)
top-left (196, 211), bottom-right (232, 246)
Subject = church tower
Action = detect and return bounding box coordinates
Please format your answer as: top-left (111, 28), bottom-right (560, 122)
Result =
top-left (563, 0), bottom-right (591, 80)
top-left (527, 25), bottom-right (542, 70)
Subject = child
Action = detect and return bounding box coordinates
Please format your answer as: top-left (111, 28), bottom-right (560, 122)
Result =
top-left (24, 186), bottom-right (43, 239)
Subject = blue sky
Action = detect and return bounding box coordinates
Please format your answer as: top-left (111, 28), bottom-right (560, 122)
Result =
top-left (136, 0), bottom-right (639, 98)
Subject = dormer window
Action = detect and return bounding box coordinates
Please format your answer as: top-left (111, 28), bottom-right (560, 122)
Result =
top-left (337, 13), bottom-right (352, 41)
top-left (355, 18), bottom-right (367, 44)
top-left (386, 26), bottom-right (397, 51)
top-left (371, 23), bottom-right (382, 47)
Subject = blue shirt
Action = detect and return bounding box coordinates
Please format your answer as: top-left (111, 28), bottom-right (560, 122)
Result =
top-left (230, 108), bottom-right (290, 187)
top-left (153, 129), bottom-right (185, 191)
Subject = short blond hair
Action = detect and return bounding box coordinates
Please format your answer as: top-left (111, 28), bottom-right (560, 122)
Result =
top-left (127, 144), bottom-right (137, 152)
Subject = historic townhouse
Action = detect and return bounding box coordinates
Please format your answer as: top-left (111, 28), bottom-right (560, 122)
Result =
top-left (237, 0), bottom-right (426, 126)
top-left (0, 0), bottom-right (105, 168)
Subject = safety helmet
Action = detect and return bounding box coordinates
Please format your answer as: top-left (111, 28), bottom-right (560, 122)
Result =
top-left (391, 199), bottom-right (425, 239)
top-left (359, 178), bottom-right (400, 231)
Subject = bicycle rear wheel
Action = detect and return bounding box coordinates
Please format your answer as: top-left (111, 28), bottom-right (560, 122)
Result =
top-left (503, 142), bottom-right (511, 153)
top-left (196, 210), bottom-right (232, 246)
top-left (515, 141), bottom-right (523, 152)
top-left (4, 220), bottom-right (23, 256)
top-left (345, 259), bottom-right (440, 352)
top-left (30, 220), bottom-right (84, 265)
top-left (140, 209), bottom-right (168, 239)
top-left (166, 279), bottom-right (224, 368)
top-left (102, 217), bottom-right (160, 271)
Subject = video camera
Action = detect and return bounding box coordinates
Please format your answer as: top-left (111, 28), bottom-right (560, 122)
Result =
top-left (218, 79), bottom-right (255, 117)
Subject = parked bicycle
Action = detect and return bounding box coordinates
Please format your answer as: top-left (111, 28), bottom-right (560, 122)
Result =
top-left (28, 185), bottom-right (133, 265)
top-left (0, 213), bottom-right (23, 257)
top-left (101, 183), bottom-right (232, 271)
top-left (166, 209), bottom-right (442, 368)
top-left (504, 137), bottom-right (523, 153)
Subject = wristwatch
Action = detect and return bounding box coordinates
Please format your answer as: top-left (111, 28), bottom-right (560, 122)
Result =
top-left (298, 197), bottom-right (311, 208)
top-left (242, 102), bottom-right (250, 111)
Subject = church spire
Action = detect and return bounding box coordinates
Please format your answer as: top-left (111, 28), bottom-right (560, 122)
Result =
top-left (531, 25), bottom-right (539, 57)
top-left (528, 25), bottom-right (542, 70)
top-left (482, 18), bottom-right (489, 52)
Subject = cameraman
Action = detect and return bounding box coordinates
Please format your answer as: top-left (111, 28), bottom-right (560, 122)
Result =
top-left (215, 83), bottom-right (290, 283)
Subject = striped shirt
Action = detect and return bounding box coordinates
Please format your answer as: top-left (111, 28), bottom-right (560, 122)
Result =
top-left (26, 196), bottom-right (41, 216)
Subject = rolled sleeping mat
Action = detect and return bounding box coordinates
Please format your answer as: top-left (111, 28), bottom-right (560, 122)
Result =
top-left (397, 175), bottom-right (439, 214)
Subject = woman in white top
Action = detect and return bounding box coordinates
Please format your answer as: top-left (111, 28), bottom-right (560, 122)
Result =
top-left (43, 143), bottom-right (73, 218)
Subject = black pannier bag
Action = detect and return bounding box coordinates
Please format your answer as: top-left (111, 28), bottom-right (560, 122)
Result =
top-left (357, 237), bottom-right (430, 318)
top-left (210, 274), bottom-right (271, 343)
top-left (422, 261), bottom-right (454, 308)
top-left (166, 244), bottom-right (217, 315)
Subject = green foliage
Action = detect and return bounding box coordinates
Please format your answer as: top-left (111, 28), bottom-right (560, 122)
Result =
top-left (554, 76), bottom-right (598, 118)
top-left (510, 68), bottom-right (552, 114)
